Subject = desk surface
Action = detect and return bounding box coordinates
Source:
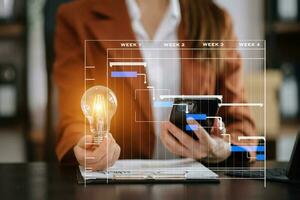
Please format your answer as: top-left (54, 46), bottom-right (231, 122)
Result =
top-left (0, 162), bottom-right (299, 200)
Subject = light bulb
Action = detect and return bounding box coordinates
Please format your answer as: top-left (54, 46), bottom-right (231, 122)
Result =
top-left (81, 85), bottom-right (117, 143)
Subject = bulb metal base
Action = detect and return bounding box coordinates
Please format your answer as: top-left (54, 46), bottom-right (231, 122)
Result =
top-left (93, 131), bottom-right (108, 144)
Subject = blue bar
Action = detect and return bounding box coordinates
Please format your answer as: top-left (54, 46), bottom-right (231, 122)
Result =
top-left (256, 154), bottom-right (265, 161)
top-left (111, 71), bottom-right (137, 77)
top-left (186, 114), bottom-right (207, 120)
top-left (256, 146), bottom-right (265, 152)
top-left (230, 146), bottom-right (265, 152)
top-left (153, 101), bottom-right (173, 107)
top-left (186, 125), bottom-right (198, 131)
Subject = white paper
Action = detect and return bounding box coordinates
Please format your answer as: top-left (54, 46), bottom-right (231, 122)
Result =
top-left (79, 158), bottom-right (218, 180)
top-left (0, 85), bottom-right (16, 117)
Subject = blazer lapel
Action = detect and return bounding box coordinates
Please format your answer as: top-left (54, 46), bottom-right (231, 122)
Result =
top-left (85, 0), bottom-right (155, 149)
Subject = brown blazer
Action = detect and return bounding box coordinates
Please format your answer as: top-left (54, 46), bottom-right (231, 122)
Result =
top-left (54, 0), bottom-right (257, 162)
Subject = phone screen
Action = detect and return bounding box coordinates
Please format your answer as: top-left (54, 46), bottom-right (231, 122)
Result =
top-left (169, 98), bottom-right (221, 140)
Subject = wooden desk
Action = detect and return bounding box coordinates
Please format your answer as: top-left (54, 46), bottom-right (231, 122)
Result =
top-left (0, 162), bottom-right (299, 200)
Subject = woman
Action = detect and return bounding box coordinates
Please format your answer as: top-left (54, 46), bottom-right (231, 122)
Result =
top-left (54, 0), bottom-right (256, 170)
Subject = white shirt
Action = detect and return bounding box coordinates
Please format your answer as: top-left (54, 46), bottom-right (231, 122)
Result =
top-left (125, 0), bottom-right (181, 159)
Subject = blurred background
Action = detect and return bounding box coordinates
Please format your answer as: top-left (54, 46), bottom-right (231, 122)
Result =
top-left (0, 0), bottom-right (299, 163)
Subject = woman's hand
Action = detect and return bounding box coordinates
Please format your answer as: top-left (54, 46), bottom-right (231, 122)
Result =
top-left (160, 118), bottom-right (231, 163)
top-left (74, 133), bottom-right (121, 171)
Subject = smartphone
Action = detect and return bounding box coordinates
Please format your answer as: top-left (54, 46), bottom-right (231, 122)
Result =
top-left (169, 96), bottom-right (222, 140)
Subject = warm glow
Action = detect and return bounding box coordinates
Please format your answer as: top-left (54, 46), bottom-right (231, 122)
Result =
top-left (92, 94), bottom-right (106, 119)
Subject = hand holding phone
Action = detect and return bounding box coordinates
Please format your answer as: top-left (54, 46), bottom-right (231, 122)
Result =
top-left (169, 97), bottom-right (222, 140)
top-left (160, 118), bottom-right (231, 162)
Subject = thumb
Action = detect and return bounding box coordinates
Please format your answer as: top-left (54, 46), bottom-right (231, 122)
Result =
top-left (77, 134), bottom-right (93, 149)
top-left (187, 118), bottom-right (211, 143)
top-left (211, 118), bottom-right (225, 136)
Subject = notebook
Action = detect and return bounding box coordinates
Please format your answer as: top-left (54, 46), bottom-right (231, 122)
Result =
top-left (77, 158), bottom-right (219, 184)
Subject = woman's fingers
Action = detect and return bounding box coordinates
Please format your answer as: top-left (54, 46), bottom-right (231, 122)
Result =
top-left (108, 144), bottom-right (121, 167)
top-left (74, 147), bottom-right (98, 165)
top-left (163, 121), bottom-right (198, 150)
top-left (74, 135), bottom-right (96, 165)
top-left (164, 138), bottom-right (193, 158)
top-left (90, 143), bottom-right (120, 170)
top-left (161, 121), bottom-right (211, 159)
top-left (186, 118), bottom-right (212, 144)
top-left (89, 135), bottom-right (117, 163)
top-left (74, 133), bottom-right (120, 170)
top-left (76, 134), bottom-right (94, 149)
top-left (106, 143), bottom-right (118, 166)
top-left (88, 157), bottom-right (108, 171)
top-left (160, 119), bottom-right (230, 161)
top-left (211, 118), bottom-right (226, 136)
top-left (160, 123), bottom-right (193, 157)
top-left (91, 135), bottom-right (111, 157)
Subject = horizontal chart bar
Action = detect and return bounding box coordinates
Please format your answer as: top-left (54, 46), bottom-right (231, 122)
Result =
top-left (186, 125), bottom-right (198, 131)
top-left (109, 58), bottom-right (264, 60)
top-left (153, 101), bottom-right (173, 107)
top-left (85, 66), bottom-right (95, 68)
top-left (109, 62), bottom-right (147, 67)
top-left (238, 136), bottom-right (266, 141)
top-left (256, 154), bottom-right (266, 161)
top-left (111, 71), bottom-right (137, 77)
top-left (230, 146), bottom-right (265, 152)
top-left (160, 95), bottom-right (223, 100)
top-left (186, 114), bottom-right (207, 120)
top-left (219, 103), bottom-right (263, 107)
